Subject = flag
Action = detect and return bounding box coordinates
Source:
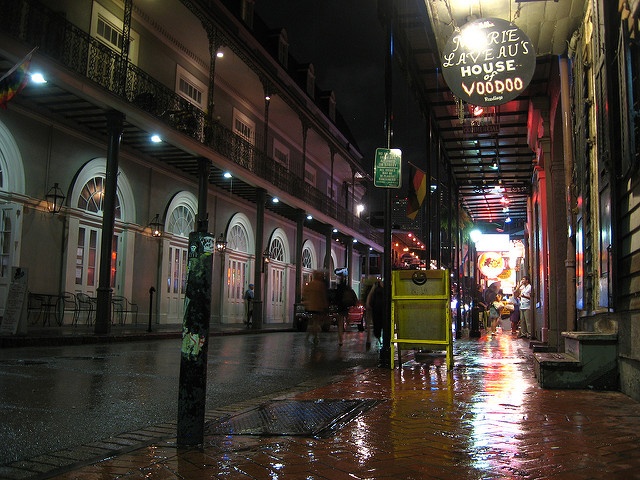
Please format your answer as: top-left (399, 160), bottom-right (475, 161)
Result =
top-left (406, 164), bottom-right (426, 220)
top-left (0, 48), bottom-right (37, 109)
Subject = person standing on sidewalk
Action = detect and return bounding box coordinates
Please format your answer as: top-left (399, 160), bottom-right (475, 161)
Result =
top-left (508, 291), bottom-right (521, 335)
top-left (244, 284), bottom-right (254, 328)
top-left (518, 276), bottom-right (532, 338)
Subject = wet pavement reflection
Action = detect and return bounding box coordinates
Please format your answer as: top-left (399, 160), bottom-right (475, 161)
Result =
top-left (4, 329), bottom-right (640, 479)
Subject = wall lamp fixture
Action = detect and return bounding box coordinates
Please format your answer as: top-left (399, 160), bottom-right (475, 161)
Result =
top-left (46, 183), bottom-right (65, 214)
top-left (215, 233), bottom-right (227, 254)
top-left (148, 214), bottom-right (163, 237)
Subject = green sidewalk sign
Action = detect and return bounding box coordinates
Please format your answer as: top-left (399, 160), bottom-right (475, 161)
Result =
top-left (374, 148), bottom-right (402, 188)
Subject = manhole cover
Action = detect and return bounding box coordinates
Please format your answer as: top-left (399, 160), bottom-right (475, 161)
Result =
top-left (206, 399), bottom-right (380, 438)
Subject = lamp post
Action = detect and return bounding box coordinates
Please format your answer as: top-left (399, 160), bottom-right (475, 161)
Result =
top-left (147, 214), bottom-right (163, 333)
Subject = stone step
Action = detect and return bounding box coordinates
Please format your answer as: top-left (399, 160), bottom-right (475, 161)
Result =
top-left (533, 337), bottom-right (618, 390)
top-left (534, 352), bottom-right (581, 369)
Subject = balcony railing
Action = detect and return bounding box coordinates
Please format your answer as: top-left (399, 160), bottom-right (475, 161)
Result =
top-left (0, 0), bottom-right (382, 245)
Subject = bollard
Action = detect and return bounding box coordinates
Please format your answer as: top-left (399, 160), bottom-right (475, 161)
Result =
top-left (148, 286), bottom-right (155, 333)
top-left (470, 306), bottom-right (481, 338)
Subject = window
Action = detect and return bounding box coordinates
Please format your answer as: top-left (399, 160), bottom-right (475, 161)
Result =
top-left (176, 65), bottom-right (207, 110)
top-left (273, 139), bottom-right (289, 168)
top-left (0, 213), bottom-right (10, 279)
top-left (302, 247), bottom-right (312, 269)
top-left (305, 165), bottom-right (316, 186)
top-left (226, 225), bottom-right (250, 305)
top-left (167, 205), bottom-right (195, 237)
top-left (229, 224), bottom-right (250, 253)
top-left (233, 109), bottom-right (255, 145)
top-left (90, 2), bottom-right (139, 64)
top-left (97, 16), bottom-right (123, 50)
top-left (77, 177), bottom-right (121, 219)
top-left (269, 238), bottom-right (285, 262)
top-left (75, 176), bottom-right (122, 291)
top-left (327, 180), bottom-right (335, 200)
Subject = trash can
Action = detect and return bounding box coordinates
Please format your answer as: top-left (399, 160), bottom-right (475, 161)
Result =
top-left (294, 303), bottom-right (308, 332)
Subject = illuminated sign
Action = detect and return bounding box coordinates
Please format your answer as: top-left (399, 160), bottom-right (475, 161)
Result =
top-left (478, 251), bottom-right (505, 278)
top-left (441, 17), bottom-right (536, 106)
top-left (374, 148), bottom-right (402, 188)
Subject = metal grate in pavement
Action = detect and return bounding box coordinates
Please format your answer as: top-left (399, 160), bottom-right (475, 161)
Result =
top-left (206, 399), bottom-right (381, 438)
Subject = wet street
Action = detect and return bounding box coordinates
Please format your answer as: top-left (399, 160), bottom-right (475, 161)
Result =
top-left (3, 325), bottom-right (640, 479)
top-left (0, 329), bottom-right (378, 466)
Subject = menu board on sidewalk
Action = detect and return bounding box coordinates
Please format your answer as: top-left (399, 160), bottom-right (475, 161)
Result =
top-left (0, 268), bottom-right (28, 335)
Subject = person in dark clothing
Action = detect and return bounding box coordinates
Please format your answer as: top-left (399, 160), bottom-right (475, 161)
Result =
top-left (335, 276), bottom-right (357, 346)
top-left (302, 270), bottom-right (329, 344)
top-left (243, 284), bottom-right (254, 327)
top-left (366, 280), bottom-right (385, 342)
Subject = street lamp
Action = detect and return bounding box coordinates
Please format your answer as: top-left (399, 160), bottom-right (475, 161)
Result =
top-left (148, 214), bottom-right (163, 237)
top-left (45, 183), bottom-right (65, 214)
top-left (262, 248), bottom-right (271, 272)
top-left (470, 229), bottom-right (482, 244)
top-left (215, 233), bottom-right (227, 254)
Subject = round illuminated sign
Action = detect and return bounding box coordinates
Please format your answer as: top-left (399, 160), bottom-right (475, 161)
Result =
top-left (478, 251), bottom-right (505, 278)
top-left (441, 17), bottom-right (536, 106)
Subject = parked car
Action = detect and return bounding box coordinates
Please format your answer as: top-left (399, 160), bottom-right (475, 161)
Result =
top-left (321, 289), bottom-right (366, 332)
top-left (297, 288), bottom-right (366, 333)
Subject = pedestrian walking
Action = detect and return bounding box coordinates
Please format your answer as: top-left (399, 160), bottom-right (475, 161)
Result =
top-left (488, 290), bottom-right (508, 336)
top-left (303, 270), bottom-right (329, 344)
top-left (366, 279), bottom-right (385, 345)
top-left (336, 276), bottom-right (357, 346)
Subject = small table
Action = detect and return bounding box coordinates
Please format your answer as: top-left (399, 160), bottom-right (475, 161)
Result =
top-left (28, 293), bottom-right (64, 326)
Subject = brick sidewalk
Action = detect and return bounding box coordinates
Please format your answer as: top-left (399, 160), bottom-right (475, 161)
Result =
top-left (5, 332), bottom-right (640, 479)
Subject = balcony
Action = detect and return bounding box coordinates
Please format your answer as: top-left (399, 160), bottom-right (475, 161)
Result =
top-left (0, 0), bottom-right (382, 247)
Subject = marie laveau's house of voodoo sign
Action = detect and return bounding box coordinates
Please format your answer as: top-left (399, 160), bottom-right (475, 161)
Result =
top-left (441, 17), bottom-right (536, 107)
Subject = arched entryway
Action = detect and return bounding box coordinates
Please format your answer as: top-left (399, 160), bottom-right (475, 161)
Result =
top-left (221, 213), bottom-right (255, 324)
top-left (160, 191), bottom-right (197, 324)
top-left (265, 228), bottom-right (291, 324)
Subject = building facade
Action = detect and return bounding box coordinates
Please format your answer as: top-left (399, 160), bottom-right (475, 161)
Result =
top-left (0, 0), bottom-right (383, 330)
top-left (516, 1), bottom-right (640, 400)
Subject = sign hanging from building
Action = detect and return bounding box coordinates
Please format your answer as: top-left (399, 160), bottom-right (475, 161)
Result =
top-left (441, 17), bottom-right (536, 106)
top-left (374, 148), bottom-right (402, 188)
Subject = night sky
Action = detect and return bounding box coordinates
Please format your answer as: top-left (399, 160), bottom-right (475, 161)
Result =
top-left (254, 0), bottom-right (426, 210)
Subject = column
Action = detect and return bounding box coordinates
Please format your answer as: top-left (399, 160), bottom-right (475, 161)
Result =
top-left (94, 111), bottom-right (123, 335)
top-left (253, 188), bottom-right (265, 329)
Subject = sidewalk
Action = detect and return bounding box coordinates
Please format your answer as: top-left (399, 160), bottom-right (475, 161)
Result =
top-left (4, 330), bottom-right (640, 479)
top-left (0, 321), bottom-right (292, 348)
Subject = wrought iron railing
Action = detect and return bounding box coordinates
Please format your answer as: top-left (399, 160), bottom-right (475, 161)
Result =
top-left (0, 0), bottom-right (382, 245)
